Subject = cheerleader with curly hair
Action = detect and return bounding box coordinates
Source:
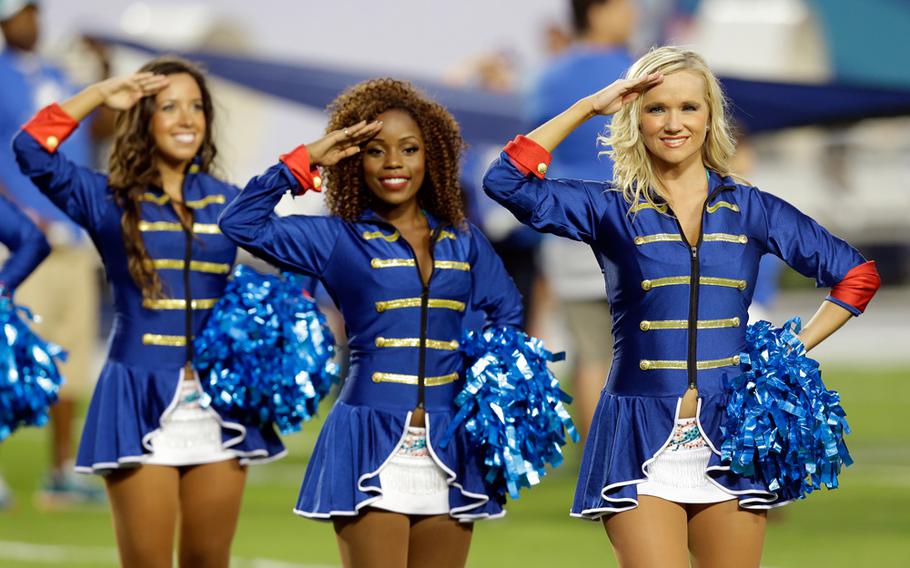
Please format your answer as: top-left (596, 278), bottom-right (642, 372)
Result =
top-left (219, 78), bottom-right (523, 567)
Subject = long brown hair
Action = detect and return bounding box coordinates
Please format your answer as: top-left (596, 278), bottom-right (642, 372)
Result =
top-left (323, 78), bottom-right (466, 226)
top-left (108, 56), bottom-right (218, 299)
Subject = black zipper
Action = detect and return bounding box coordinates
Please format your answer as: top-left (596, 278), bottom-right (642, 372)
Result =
top-left (672, 185), bottom-right (730, 392)
top-left (180, 175), bottom-right (194, 368)
top-left (376, 219), bottom-right (442, 409)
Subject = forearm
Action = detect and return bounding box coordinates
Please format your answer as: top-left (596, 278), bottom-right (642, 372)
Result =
top-left (527, 98), bottom-right (595, 152)
top-left (798, 300), bottom-right (853, 352)
top-left (60, 84), bottom-right (105, 123)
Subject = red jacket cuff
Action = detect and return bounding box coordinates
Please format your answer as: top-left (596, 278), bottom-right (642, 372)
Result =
top-left (279, 144), bottom-right (323, 193)
top-left (830, 260), bottom-right (880, 314)
top-left (22, 103), bottom-right (79, 153)
top-left (503, 135), bottom-right (552, 179)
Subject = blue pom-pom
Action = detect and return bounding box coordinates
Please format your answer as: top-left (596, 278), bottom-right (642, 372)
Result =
top-left (720, 317), bottom-right (852, 502)
top-left (193, 265), bottom-right (339, 435)
top-left (0, 292), bottom-right (66, 442)
top-left (439, 326), bottom-right (579, 501)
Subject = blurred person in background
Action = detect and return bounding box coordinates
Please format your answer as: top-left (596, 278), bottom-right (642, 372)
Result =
top-left (13, 57), bottom-right (287, 567)
top-left (0, 0), bottom-right (103, 509)
top-left (527, 0), bottom-right (636, 441)
top-left (219, 78), bottom-right (523, 568)
top-left (484, 46), bottom-right (879, 567)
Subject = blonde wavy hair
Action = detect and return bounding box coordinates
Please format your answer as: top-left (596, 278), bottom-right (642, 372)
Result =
top-left (599, 46), bottom-right (737, 212)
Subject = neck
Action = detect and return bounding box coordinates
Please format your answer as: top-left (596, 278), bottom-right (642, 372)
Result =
top-left (156, 158), bottom-right (188, 200)
top-left (373, 197), bottom-right (425, 230)
top-left (653, 155), bottom-right (707, 200)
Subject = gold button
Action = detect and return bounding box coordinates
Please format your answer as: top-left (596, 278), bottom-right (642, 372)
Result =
top-left (733, 355), bottom-right (741, 365)
top-left (633, 236), bottom-right (644, 245)
top-left (640, 360), bottom-right (651, 371)
top-left (375, 337), bottom-right (385, 347)
top-left (732, 317), bottom-right (741, 326)
top-left (639, 321), bottom-right (651, 331)
top-left (188, 164), bottom-right (200, 174)
top-left (449, 340), bottom-right (460, 349)
top-left (372, 372), bottom-right (382, 383)
top-left (313, 175), bottom-right (322, 189)
top-left (46, 135), bottom-right (58, 149)
top-left (738, 235), bottom-right (748, 244)
top-left (370, 258), bottom-right (381, 268)
top-left (737, 280), bottom-right (747, 291)
top-left (536, 162), bottom-right (548, 175)
top-left (641, 280), bottom-right (652, 291)
top-left (375, 304), bottom-right (385, 312)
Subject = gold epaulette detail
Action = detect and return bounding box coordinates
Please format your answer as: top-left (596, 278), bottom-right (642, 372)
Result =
top-left (142, 298), bottom-right (219, 310)
top-left (629, 202), bottom-right (668, 214)
top-left (370, 258), bottom-right (471, 271)
top-left (185, 195), bottom-right (226, 209)
top-left (434, 260), bottom-right (470, 271)
top-left (371, 258), bottom-right (415, 269)
top-left (140, 194), bottom-right (225, 209)
top-left (633, 233), bottom-right (681, 245)
top-left (375, 337), bottom-right (460, 350)
top-left (703, 233), bottom-right (748, 244)
top-left (706, 201), bottom-right (740, 214)
top-left (371, 372), bottom-right (459, 386)
top-left (141, 193), bottom-right (170, 205)
top-left (639, 317), bottom-right (740, 331)
top-left (436, 230), bottom-right (456, 241)
top-left (141, 333), bottom-right (187, 346)
top-left (639, 355), bottom-right (740, 371)
top-left (699, 276), bottom-right (747, 290)
top-left (375, 298), bottom-right (466, 312)
top-left (138, 221), bottom-right (221, 234)
top-left (641, 276), bottom-right (747, 291)
top-left (362, 230), bottom-right (400, 242)
top-left (152, 259), bottom-right (231, 274)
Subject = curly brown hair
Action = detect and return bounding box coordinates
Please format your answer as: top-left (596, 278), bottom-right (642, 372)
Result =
top-left (108, 56), bottom-right (218, 299)
top-left (323, 78), bottom-right (466, 226)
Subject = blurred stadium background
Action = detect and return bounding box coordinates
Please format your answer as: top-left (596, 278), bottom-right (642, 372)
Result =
top-left (0, 0), bottom-right (907, 566)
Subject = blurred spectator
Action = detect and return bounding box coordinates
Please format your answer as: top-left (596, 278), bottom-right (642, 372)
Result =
top-left (0, 0), bottom-right (103, 508)
top-left (527, 0), bottom-right (636, 441)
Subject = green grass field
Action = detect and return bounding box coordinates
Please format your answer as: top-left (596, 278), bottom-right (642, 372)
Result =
top-left (1, 366), bottom-right (907, 567)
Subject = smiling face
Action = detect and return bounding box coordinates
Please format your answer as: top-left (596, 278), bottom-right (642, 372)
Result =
top-left (149, 72), bottom-right (206, 170)
top-left (362, 109), bottom-right (426, 211)
top-left (639, 70), bottom-right (710, 172)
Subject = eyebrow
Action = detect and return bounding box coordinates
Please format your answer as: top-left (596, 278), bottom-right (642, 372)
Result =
top-left (368, 135), bottom-right (422, 144)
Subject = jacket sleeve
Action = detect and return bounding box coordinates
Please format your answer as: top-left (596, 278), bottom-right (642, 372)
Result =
top-left (218, 161), bottom-right (340, 278)
top-left (467, 224), bottom-right (523, 328)
top-left (13, 104), bottom-right (110, 230)
top-left (482, 135), bottom-right (607, 244)
top-left (0, 196), bottom-right (51, 291)
top-left (750, 188), bottom-right (880, 315)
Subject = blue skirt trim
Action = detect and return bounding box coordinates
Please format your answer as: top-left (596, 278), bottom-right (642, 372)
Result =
top-left (294, 400), bottom-right (505, 522)
top-left (75, 361), bottom-right (285, 474)
top-left (570, 391), bottom-right (785, 520)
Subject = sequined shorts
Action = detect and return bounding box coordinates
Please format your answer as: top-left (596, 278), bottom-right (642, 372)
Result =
top-left (145, 379), bottom-right (236, 467)
top-left (636, 417), bottom-right (735, 504)
top-left (371, 427), bottom-right (450, 515)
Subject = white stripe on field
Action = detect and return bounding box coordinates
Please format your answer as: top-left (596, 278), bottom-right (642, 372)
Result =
top-left (0, 541), bottom-right (335, 568)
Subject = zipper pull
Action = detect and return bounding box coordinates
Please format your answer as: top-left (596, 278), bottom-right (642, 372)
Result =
top-left (691, 246), bottom-right (698, 258)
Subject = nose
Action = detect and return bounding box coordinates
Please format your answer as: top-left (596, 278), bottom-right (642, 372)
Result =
top-left (177, 105), bottom-right (194, 127)
top-left (663, 110), bottom-right (682, 133)
top-left (384, 148), bottom-right (403, 169)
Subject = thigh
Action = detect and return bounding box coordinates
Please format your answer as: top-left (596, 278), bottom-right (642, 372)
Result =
top-left (104, 465), bottom-right (180, 568)
top-left (603, 495), bottom-right (690, 568)
top-left (333, 508), bottom-right (410, 568)
top-left (688, 500), bottom-right (766, 568)
top-left (177, 459), bottom-right (247, 568)
top-left (408, 514), bottom-right (473, 568)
